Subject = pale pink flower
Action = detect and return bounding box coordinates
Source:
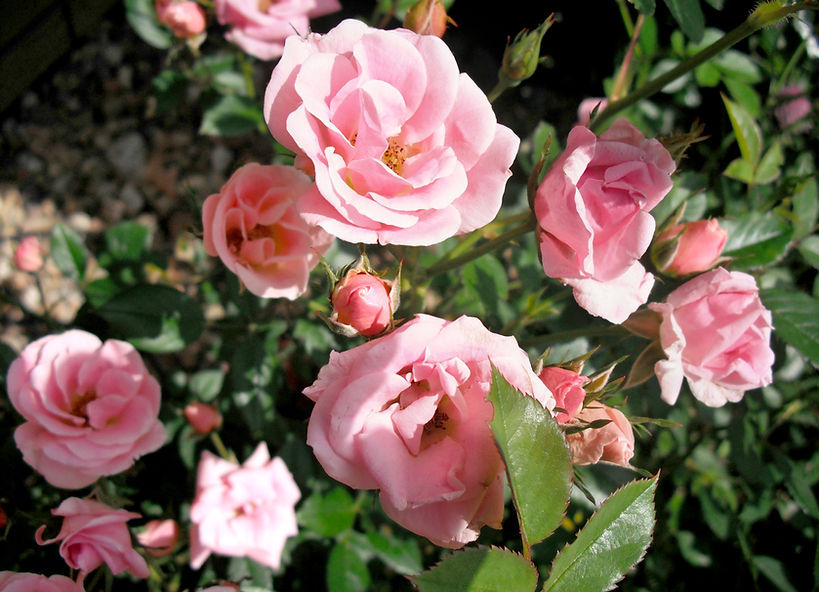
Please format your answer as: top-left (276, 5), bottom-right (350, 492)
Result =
top-left (155, 0), bottom-right (207, 38)
top-left (35, 498), bottom-right (148, 584)
top-left (654, 219), bottom-right (727, 276)
top-left (577, 97), bottom-right (608, 125)
top-left (14, 236), bottom-right (44, 272)
top-left (202, 163), bottom-right (333, 299)
top-left (6, 330), bottom-right (166, 489)
top-left (649, 267), bottom-right (774, 406)
top-left (565, 404), bottom-right (634, 467)
top-left (190, 443), bottom-right (300, 570)
top-left (304, 314), bottom-right (553, 548)
top-left (264, 19), bottom-right (520, 246)
top-left (537, 366), bottom-right (588, 423)
top-left (136, 519), bottom-right (180, 557)
top-left (535, 118), bottom-right (676, 323)
top-left (184, 402), bottom-right (223, 434)
top-left (214, 0), bottom-right (341, 60)
top-left (0, 571), bottom-right (84, 592)
top-left (331, 272), bottom-right (393, 337)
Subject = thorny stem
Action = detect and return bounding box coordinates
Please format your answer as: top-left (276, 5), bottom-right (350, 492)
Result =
top-left (589, 1), bottom-right (819, 132)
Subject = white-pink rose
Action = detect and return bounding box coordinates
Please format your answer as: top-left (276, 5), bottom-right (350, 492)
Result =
top-left (535, 118), bottom-right (676, 323)
top-left (35, 498), bottom-right (149, 584)
top-left (649, 267), bottom-right (775, 406)
top-left (6, 330), bottom-right (166, 489)
top-left (565, 404), bottom-right (634, 467)
top-left (264, 19), bottom-right (520, 246)
top-left (202, 163), bottom-right (333, 299)
top-left (304, 314), bottom-right (554, 548)
top-left (189, 443), bottom-right (300, 570)
top-left (215, 0), bottom-right (341, 60)
top-left (0, 572), bottom-right (84, 592)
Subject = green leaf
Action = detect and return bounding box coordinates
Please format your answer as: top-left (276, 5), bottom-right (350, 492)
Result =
top-left (694, 62), bottom-right (721, 87)
top-left (542, 475), bottom-right (658, 592)
top-left (760, 289), bottom-right (819, 365)
top-left (792, 176), bottom-right (818, 240)
top-left (124, 0), bottom-right (173, 49)
top-left (297, 487), bottom-right (357, 538)
top-left (200, 95), bottom-right (265, 137)
top-left (720, 211), bottom-right (793, 268)
top-left (753, 556), bottom-right (799, 592)
top-left (488, 367), bottom-right (572, 547)
top-left (151, 69), bottom-right (188, 114)
top-left (797, 235), bottom-right (819, 269)
top-left (723, 78), bottom-right (761, 119)
top-left (359, 531), bottom-right (422, 575)
top-left (410, 547), bottom-right (538, 592)
top-left (50, 224), bottom-right (88, 281)
top-left (104, 221), bottom-right (151, 262)
top-left (189, 368), bottom-right (226, 401)
top-left (662, 0), bottom-right (704, 42)
top-left (714, 49), bottom-right (761, 83)
top-left (754, 141), bottom-right (783, 185)
top-left (722, 93), bottom-right (762, 165)
top-left (327, 539), bottom-right (371, 592)
top-left (462, 255), bottom-right (509, 320)
top-left (95, 284), bottom-right (204, 353)
top-left (723, 158), bottom-right (755, 184)
top-left (628, 0), bottom-right (655, 15)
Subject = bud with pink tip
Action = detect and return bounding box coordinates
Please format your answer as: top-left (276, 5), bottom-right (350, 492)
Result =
top-left (137, 519), bottom-right (180, 557)
top-left (184, 402), bottom-right (222, 434)
top-left (14, 236), bottom-right (44, 272)
top-left (403, 0), bottom-right (451, 37)
top-left (155, 0), bottom-right (207, 38)
top-left (653, 219), bottom-right (728, 277)
top-left (331, 272), bottom-right (395, 338)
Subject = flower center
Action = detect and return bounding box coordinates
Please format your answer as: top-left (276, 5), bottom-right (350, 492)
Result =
top-left (420, 405), bottom-right (452, 449)
top-left (226, 225), bottom-right (272, 255)
top-left (257, 0), bottom-right (274, 12)
top-left (382, 136), bottom-right (408, 175)
top-left (70, 390), bottom-right (96, 421)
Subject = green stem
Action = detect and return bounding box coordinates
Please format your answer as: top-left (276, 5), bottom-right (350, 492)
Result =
top-left (589, 1), bottom-right (819, 132)
top-left (210, 431), bottom-right (233, 462)
top-left (518, 325), bottom-right (628, 349)
top-left (426, 214), bottom-right (536, 277)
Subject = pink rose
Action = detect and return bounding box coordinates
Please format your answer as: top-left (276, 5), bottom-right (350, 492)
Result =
top-left (6, 330), bottom-right (166, 489)
top-left (35, 498), bottom-right (149, 583)
top-left (264, 19), bottom-right (520, 246)
top-left (136, 519), bottom-right (180, 557)
top-left (649, 267), bottom-right (775, 406)
top-left (331, 272), bottom-right (393, 337)
top-left (565, 404), bottom-right (634, 467)
top-left (0, 572), bottom-right (84, 592)
top-left (156, 0), bottom-right (207, 38)
top-left (215, 0), bottom-right (341, 60)
top-left (189, 443), bottom-right (300, 570)
top-left (577, 97), bottom-right (608, 125)
top-left (14, 236), bottom-right (44, 272)
top-left (202, 163), bottom-right (333, 299)
top-left (304, 314), bottom-right (554, 548)
top-left (775, 84), bottom-right (812, 131)
top-left (535, 118), bottom-right (676, 323)
top-left (654, 219), bottom-right (727, 276)
top-left (537, 366), bottom-right (587, 423)
top-left (184, 402), bottom-right (223, 434)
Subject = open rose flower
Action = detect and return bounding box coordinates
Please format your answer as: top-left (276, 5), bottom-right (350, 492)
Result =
top-left (535, 118), bottom-right (676, 323)
top-left (202, 163), bottom-right (333, 299)
top-left (215, 0), bottom-right (341, 60)
top-left (189, 443), bottom-right (300, 570)
top-left (304, 314), bottom-right (553, 548)
top-left (0, 572), bottom-right (84, 592)
top-left (6, 330), bottom-right (166, 489)
top-left (264, 19), bottom-right (520, 246)
top-left (35, 498), bottom-right (149, 584)
top-left (649, 267), bottom-right (775, 406)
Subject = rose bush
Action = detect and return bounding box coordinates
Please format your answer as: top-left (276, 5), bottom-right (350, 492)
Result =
top-left (35, 497), bottom-right (148, 584)
top-left (0, 572), bottom-right (84, 592)
top-left (263, 19), bottom-right (520, 246)
top-left (304, 314), bottom-right (554, 548)
top-left (649, 267), bottom-right (775, 406)
top-left (202, 163), bottom-right (333, 299)
top-left (534, 118), bottom-right (676, 323)
top-left (6, 330), bottom-right (166, 489)
top-left (189, 443), bottom-right (300, 570)
top-left (654, 218), bottom-right (727, 276)
top-left (214, 0), bottom-right (341, 60)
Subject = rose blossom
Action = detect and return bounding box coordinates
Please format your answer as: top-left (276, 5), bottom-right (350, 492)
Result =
top-left (331, 271), bottom-right (393, 337)
top-left (534, 118), bottom-right (676, 324)
top-left (6, 330), bottom-right (166, 489)
top-left (35, 497), bottom-right (149, 584)
top-left (304, 314), bottom-right (554, 548)
top-left (189, 443), bottom-right (300, 570)
top-left (537, 366), bottom-right (587, 423)
top-left (155, 0), bottom-right (207, 38)
top-left (136, 519), bottom-right (180, 557)
top-left (184, 401), bottom-right (223, 434)
top-left (14, 236), bottom-right (44, 272)
top-left (654, 219), bottom-right (727, 276)
top-left (565, 404), bottom-right (634, 467)
top-left (214, 0), bottom-right (341, 60)
top-left (264, 19), bottom-right (520, 246)
top-left (202, 163), bottom-right (333, 299)
top-left (649, 267), bottom-right (774, 406)
top-left (0, 572), bottom-right (84, 592)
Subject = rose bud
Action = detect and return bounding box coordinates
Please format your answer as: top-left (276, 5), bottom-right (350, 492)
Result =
top-left (155, 0), bottom-right (207, 38)
top-left (137, 519), bottom-right (180, 558)
top-left (499, 16), bottom-right (554, 87)
top-left (566, 404), bottom-right (635, 467)
top-left (331, 272), bottom-right (394, 338)
top-left (537, 366), bottom-right (588, 423)
top-left (184, 402), bottom-right (222, 435)
top-left (653, 219), bottom-right (728, 277)
top-left (14, 236), bottom-right (44, 272)
top-left (0, 505), bottom-right (6, 530)
top-left (403, 0), bottom-right (451, 37)
top-left (775, 84), bottom-right (812, 132)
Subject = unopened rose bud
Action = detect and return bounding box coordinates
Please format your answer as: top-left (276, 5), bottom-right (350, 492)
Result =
top-left (331, 272), bottom-right (393, 337)
top-left (403, 0), bottom-right (450, 37)
top-left (775, 84), bottom-right (812, 132)
top-left (499, 16), bottom-right (554, 87)
top-left (184, 402), bottom-right (222, 434)
top-left (537, 366), bottom-right (587, 423)
top-left (156, 0), bottom-right (207, 38)
top-left (577, 97), bottom-right (608, 125)
top-left (0, 504), bottom-right (7, 530)
top-left (137, 519), bottom-right (180, 557)
top-left (14, 236), bottom-right (44, 272)
top-left (653, 219), bottom-right (728, 277)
